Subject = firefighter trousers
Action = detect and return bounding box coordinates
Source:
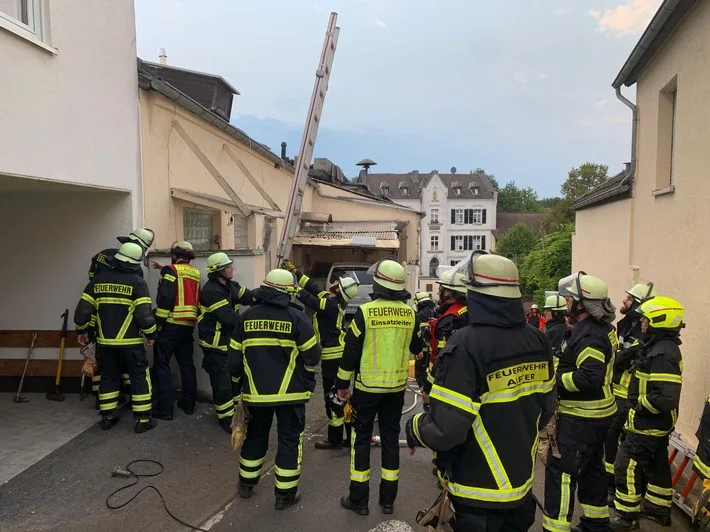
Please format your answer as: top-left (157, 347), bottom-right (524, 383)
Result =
top-left (97, 345), bottom-right (152, 420)
top-left (322, 360), bottom-right (346, 444)
top-left (201, 348), bottom-right (238, 422)
top-left (92, 347), bottom-right (130, 402)
top-left (543, 414), bottom-right (612, 532)
top-left (154, 323), bottom-right (196, 415)
top-left (238, 404), bottom-right (306, 498)
top-left (614, 432), bottom-right (673, 519)
top-left (349, 389), bottom-right (405, 507)
top-left (451, 497), bottom-right (536, 532)
top-left (694, 399), bottom-right (710, 479)
top-left (604, 398), bottom-right (630, 492)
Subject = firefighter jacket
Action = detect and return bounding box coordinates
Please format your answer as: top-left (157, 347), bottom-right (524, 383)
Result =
top-left (526, 312), bottom-right (546, 331)
top-left (155, 263), bottom-right (201, 328)
top-left (74, 264), bottom-right (156, 346)
top-left (613, 314), bottom-right (642, 400)
top-left (416, 300), bottom-right (438, 354)
top-left (228, 286), bottom-right (321, 406)
top-left (89, 248), bottom-right (144, 280)
top-left (625, 331), bottom-right (682, 438)
top-left (545, 317), bottom-right (567, 356)
top-left (336, 296), bottom-right (423, 393)
top-left (407, 290), bottom-right (556, 509)
top-left (429, 301), bottom-right (467, 360)
top-left (295, 272), bottom-right (346, 361)
top-left (557, 316), bottom-right (618, 419)
top-left (198, 277), bottom-right (253, 352)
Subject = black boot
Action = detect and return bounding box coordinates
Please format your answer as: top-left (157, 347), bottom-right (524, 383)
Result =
top-left (314, 440), bottom-right (342, 450)
top-left (100, 417), bottom-right (118, 430)
top-left (340, 495), bottom-right (369, 516)
top-left (219, 419), bottom-right (232, 433)
top-left (238, 483), bottom-right (254, 499)
top-left (379, 500), bottom-right (394, 515)
top-left (610, 515), bottom-right (640, 531)
top-left (153, 411), bottom-right (173, 421)
top-left (641, 509), bottom-right (671, 527)
top-left (134, 418), bottom-right (157, 434)
top-left (177, 398), bottom-right (195, 415)
top-left (275, 490), bottom-right (301, 510)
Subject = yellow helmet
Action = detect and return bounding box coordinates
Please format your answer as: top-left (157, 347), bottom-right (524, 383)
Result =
top-left (436, 270), bottom-right (467, 294)
top-left (263, 268), bottom-right (299, 294)
top-left (414, 292), bottom-right (432, 304)
top-left (114, 242), bottom-right (144, 265)
top-left (464, 251), bottom-right (521, 299)
top-left (626, 282), bottom-right (656, 303)
top-left (637, 296), bottom-right (684, 330)
top-left (558, 271), bottom-right (608, 301)
top-left (544, 293), bottom-right (567, 311)
top-left (170, 240), bottom-right (195, 260)
top-left (369, 259), bottom-right (406, 292)
top-left (337, 277), bottom-right (360, 303)
top-left (118, 228), bottom-right (155, 249)
top-left (206, 252), bottom-right (233, 273)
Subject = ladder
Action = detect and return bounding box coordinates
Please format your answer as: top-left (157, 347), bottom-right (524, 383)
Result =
top-left (276, 12), bottom-right (340, 263)
top-left (668, 432), bottom-right (704, 518)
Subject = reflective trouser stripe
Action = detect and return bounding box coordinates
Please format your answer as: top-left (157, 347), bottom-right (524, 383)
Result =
top-left (275, 464), bottom-right (301, 490)
top-left (580, 504), bottom-right (609, 519)
top-left (121, 373), bottom-right (131, 386)
top-left (215, 399), bottom-right (235, 420)
top-left (350, 426), bottom-right (370, 483)
top-left (99, 390), bottom-right (120, 412)
top-left (645, 483), bottom-right (673, 508)
top-left (328, 412), bottom-right (345, 427)
top-left (695, 456), bottom-right (710, 478)
top-left (92, 375), bottom-right (100, 393)
top-left (605, 462), bottom-right (615, 475)
top-left (615, 456), bottom-right (642, 513)
top-left (381, 468), bottom-right (399, 482)
top-left (543, 472), bottom-right (573, 532)
top-left (239, 455), bottom-right (265, 479)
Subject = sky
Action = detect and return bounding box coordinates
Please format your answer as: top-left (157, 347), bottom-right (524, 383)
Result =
top-left (134, 0), bottom-right (662, 198)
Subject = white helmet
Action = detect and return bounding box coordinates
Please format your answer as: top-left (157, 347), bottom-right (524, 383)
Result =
top-left (531, 304), bottom-right (539, 310)
top-left (448, 251), bottom-right (521, 299)
top-left (558, 271), bottom-right (608, 301)
top-left (337, 277), bottom-right (360, 303)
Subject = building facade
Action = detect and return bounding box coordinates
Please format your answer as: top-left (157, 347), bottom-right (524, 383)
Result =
top-left (571, 0), bottom-right (709, 444)
top-left (0, 0), bottom-right (142, 376)
top-left (364, 170), bottom-right (497, 281)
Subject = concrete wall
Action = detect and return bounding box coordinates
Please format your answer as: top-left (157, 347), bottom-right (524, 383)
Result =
top-left (573, 0), bottom-right (710, 442)
top-left (0, 190), bottom-right (133, 362)
top-left (572, 199), bottom-right (633, 309)
top-left (0, 0), bottom-right (142, 223)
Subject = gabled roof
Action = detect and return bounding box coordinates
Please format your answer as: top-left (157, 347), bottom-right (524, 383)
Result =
top-left (365, 171), bottom-right (495, 201)
top-left (572, 169), bottom-right (631, 211)
top-left (493, 212), bottom-right (549, 239)
top-left (613, 0), bottom-right (698, 88)
top-left (140, 60), bottom-right (240, 95)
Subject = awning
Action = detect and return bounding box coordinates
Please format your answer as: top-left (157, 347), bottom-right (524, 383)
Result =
top-left (294, 221), bottom-right (401, 249)
top-left (171, 188), bottom-right (285, 218)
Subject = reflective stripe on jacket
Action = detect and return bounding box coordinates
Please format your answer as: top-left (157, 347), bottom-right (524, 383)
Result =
top-left (198, 277), bottom-right (253, 352)
top-left (296, 273), bottom-right (345, 361)
top-left (155, 263), bottom-right (201, 327)
top-left (429, 302), bottom-right (467, 361)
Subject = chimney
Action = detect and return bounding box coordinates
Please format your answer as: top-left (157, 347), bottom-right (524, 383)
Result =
top-left (359, 169), bottom-right (368, 186)
top-left (411, 170), bottom-right (419, 183)
top-left (159, 48), bottom-right (167, 65)
top-left (281, 142), bottom-right (287, 160)
top-left (624, 162), bottom-right (631, 174)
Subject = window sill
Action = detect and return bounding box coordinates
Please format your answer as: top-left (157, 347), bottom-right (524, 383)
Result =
top-left (652, 186), bottom-right (675, 197)
top-left (428, 249), bottom-right (443, 254)
top-left (0, 15), bottom-right (57, 55)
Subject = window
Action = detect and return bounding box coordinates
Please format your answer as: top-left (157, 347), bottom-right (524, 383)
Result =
top-left (380, 184), bottom-right (390, 197)
top-left (429, 257), bottom-right (439, 277)
top-left (401, 186), bottom-right (409, 196)
top-left (430, 235), bottom-right (439, 251)
top-left (670, 90), bottom-right (677, 187)
top-left (457, 208), bottom-right (486, 224)
top-left (425, 283), bottom-right (433, 292)
top-left (472, 208), bottom-right (482, 224)
top-left (451, 235), bottom-right (487, 251)
top-left (0, 0), bottom-right (47, 43)
top-left (472, 186), bottom-right (480, 196)
top-left (450, 260), bottom-right (459, 267)
top-left (655, 79), bottom-right (678, 193)
top-left (430, 208), bottom-right (439, 224)
top-left (451, 209), bottom-right (464, 225)
top-left (453, 187), bottom-right (462, 196)
top-left (184, 210), bottom-right (214, 251)
top-left (432, 190), bottom-right (438, 202)
top-left (233, 215), bottom-right (248, 249)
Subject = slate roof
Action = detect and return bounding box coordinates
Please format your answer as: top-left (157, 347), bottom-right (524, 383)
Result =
top-left (493, 212), bottom-right (550, 238)
top-left (365, 171), bottom-right (496, 201)
top-left (572, 169), bottom-right (631, 211)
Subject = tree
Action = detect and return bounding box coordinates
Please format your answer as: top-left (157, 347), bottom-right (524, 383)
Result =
top-left (497, 181), bottom-right (542, 212)
top-left (495, 223), bottom-right (538, 265)
top-left (561, 163), bottom-right (609, 203)
top-left (471, 168), bottom-right (499, 191)
top-left (543, 198), bottom-right (575, 233)
top-left (519, 225), bottom-right (574, 303)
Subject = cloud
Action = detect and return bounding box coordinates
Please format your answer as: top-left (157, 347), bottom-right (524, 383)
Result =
top-left (589, 0), bottom-right (661, 36)
top-left (513, 71), bottom-right (528, 84)
top-left (602, 114), bottom-right (627, 124)
top-left (537, 73), bottom-right (549, 81)
top-left (374, 19), bottom-right (389, 30)
top-left (596, 99), bottom-right (609, 107)
top-left (556, 7), bottom-right (574, 15)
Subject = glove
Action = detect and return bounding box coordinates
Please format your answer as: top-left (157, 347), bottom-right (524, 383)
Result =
top-left (694, 480), bottom-right (710, 529)
top-left (405, 416), bottom-right (422, 449)
top-left (280, 259), bottom-right (296, 272)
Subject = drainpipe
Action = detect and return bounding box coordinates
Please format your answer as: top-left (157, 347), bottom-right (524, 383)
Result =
top-left (617, 86), bottom-right (637, 186)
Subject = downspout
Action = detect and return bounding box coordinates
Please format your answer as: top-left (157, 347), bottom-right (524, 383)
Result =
top-left (615, 85), bottom-right (638, 283)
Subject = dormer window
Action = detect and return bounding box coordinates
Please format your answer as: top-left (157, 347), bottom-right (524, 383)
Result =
top-left (398, 181), bottom-right (409, 196)
top-left (380, 183), bottom-right (390, 196)
top-left (451, 181), bottom-right (462, 196)
top-left (469, 183), bottom-right (480, 196)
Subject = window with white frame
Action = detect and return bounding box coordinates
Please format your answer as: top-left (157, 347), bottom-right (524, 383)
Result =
top-left (233, 215), bottom-right (248, 249)
top-left (432, 190), bottom-right (438, 202)
top-left (0, 0), bottom-right (47, 41)
top-left (472, 208), bottom-right (482, 224)
top-left (452, 235), bottom-right (464, 251)
top-left (451, 234), bottom-right (486, 252)
top-left (454, 209), bottom-right (464, 225)
top-left (430, 235), bottom-right (439, 251)
top-left (184, 210), bottom-right (215, 251)
top-left (450, 260), bottom-right (459, 267)
top-left (430, 208), bottom-right (439, 224)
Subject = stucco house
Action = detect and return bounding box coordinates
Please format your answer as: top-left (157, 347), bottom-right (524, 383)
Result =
top-left (571, 0), bottom-right (709, 443)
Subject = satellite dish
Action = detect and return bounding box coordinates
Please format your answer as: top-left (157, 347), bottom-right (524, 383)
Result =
top-left (450, 167), bottom-right (457, 174)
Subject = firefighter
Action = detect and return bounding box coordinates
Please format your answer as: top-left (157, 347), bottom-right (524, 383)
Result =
top-left (74, 242), bottom-right (158, 433)
top-left (605, 282), bottom-right (657, 502)
top-left (337, 259), bottom-right (423, 516)
top-left (543, 271), bottom-right (618, 532)
top-left (527, 303), bottom-right (547, 330)
top-left (405, 251), bottom-right (556, 532)
top-left (429, 270), bottom-right (468, 360)
top-left (543, 292), bottom-right (568, 355)
top-left (611, 295), bottom-right (684, 531)
top-left (152, 241), bottom-right (201, 420)
top-left (282, 260), bottom-right (360, 449)
top-left (228, 269), bottom-right (320, 510)
top-left (694, 395), bottom-right (710, 529)
top-left (87, 227), bottom-right (155, 406)
top-left (413, 292), bottom-right (437, 392)
top-left (198, 252), bottom-right (254, 432)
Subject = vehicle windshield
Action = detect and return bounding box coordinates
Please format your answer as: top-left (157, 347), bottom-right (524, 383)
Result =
top-left (329, 267), bottom-right (373, 286)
